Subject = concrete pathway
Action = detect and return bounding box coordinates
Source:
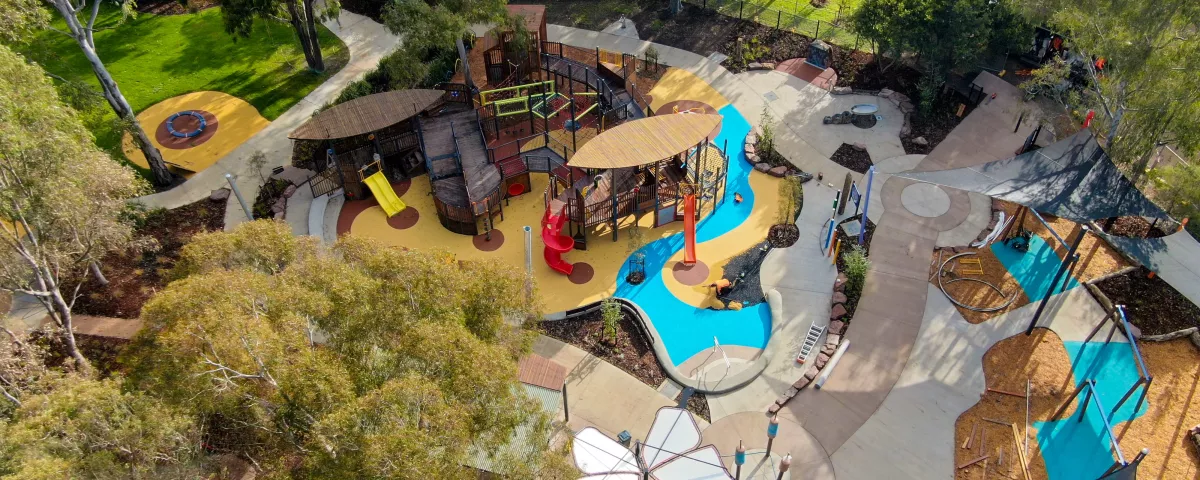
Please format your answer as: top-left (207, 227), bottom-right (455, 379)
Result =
top-left (134, 11), bottom-right (400, 232)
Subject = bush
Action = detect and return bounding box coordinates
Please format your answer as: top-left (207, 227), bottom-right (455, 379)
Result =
top-left (843, 244), bottom-right (870, 299)
top-left (757, 107), bottom-right (787, 166)
top-left (600, 297), bottom-right (621, 344)
top-left (776, 175), bottom-right (803, 225)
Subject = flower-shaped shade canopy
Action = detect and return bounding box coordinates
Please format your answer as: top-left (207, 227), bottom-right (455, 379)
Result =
top-left (573, 407), bottom-right (733, 480)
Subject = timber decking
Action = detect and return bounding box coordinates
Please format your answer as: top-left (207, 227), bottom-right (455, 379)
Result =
top-left (420, 107), bottom-right (501, 209)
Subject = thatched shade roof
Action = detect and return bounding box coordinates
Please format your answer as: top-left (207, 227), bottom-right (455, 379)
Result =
top-left (289, 89), bottom-right (444, 140)
top-left (568, 114), bottom-right (723, 169)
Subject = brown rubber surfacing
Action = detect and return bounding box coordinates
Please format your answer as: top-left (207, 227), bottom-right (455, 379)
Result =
top-left (155, 110), bottom-right (219, 149)
top-left (671, 260), bottom-right (710, 286)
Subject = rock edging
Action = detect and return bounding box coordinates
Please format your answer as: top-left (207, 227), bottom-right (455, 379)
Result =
top-left (1084, 281), bottom-right (1200, 351)
top-left (831, 86), bottom-right (916, 137)
top-left (768, 273), bottom-right (851, 413)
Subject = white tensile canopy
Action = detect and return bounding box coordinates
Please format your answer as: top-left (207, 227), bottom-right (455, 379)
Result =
top-left (572, 407), bottom-right (733, 480)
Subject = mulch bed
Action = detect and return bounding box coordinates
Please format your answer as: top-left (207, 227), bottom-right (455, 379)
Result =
top-left (137, 0), bottom-right (219, 15)
top-left (674, 390), bottom-right (710, 422)
top-left (715, 241), bottom-right (771, 308)
top-left (73, 198), bottom-right (227, 319)
top-left (768, 224), bottom-right (799, 248)
top-left (26, 329), bottom-right (129, 378)
top-left (1102, 216), bottom-right (1172, 239)
top-left (540, 309), bottom-right (667, 388)
top-left (1094, 266), bottom-right (1200, 336)
top-left (253, 178), bottom-right (291, 220)
top-left (901, 97), bottom-right (966, 155)
top-left (830, 143), bottom-right (872, 173)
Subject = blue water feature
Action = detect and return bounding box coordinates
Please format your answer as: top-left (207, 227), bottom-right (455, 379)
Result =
top-left (614, 104), bottom-right (772, 366)
top-left (1034, 340), bottom-right (1148, 479)
top-left (991, 235), bottom-right (1080, 301)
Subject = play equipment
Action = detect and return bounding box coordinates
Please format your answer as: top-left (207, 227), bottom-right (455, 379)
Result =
top-left (796, 323), bottom-right (826, 364)
top-left (359, 158), bottom-right (407, 218)
top-left (166, 110), bottom-right (207, 138)
top-left (683, 193), bottom-right (698, 265)
top-left (541, 209), bottom-right (574, 275)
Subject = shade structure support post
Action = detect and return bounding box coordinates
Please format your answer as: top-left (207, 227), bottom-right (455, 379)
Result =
top-left (568, 63), bottom-right (577, 151)
top-left (561, 381), bottom-right (569, 421)
top-left (1051, 382), bottom-right (1087, 420)
top-left (1025, 225), bottom-right (1089, 335)
top-left (1078, 385), bottom-right (1094, 423)
top-left (1083, 310), bottom-right (1117, 344)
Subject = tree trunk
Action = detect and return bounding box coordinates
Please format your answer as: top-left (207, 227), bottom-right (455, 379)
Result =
top-left (287, 0), bottom-right (323, 72)
top-left (456, 37), bottom-right (474, 91)
top-left (89, 262), bottom-right (109, 286)
top-left (32, 266), bottom-right (92, 373)
top-left (303, 0), bottom-right (326, 72)
top-left (53, 0), bottom-right (174, 187)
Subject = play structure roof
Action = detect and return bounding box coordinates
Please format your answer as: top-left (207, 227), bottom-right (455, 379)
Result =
top-left (896, 131), bottom-right (1169, 224)
top-left (1098, 230), bottom-right (1200, 310)
top-left (568, 114), bottom-right (723, 169)
top-left (288, 89), bottom-right (444, 140)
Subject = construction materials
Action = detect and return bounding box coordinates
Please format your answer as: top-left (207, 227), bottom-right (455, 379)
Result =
top-left (1025, 378), bottom-right (1031, 458)
top-left (987, 387), bottom-right (1028, 398)
top-left (956, 455), bottom-right (990, 469)
top-left (795, 323), bottom-right (826, 364)
top-left (814, 340), bottom-right (850, 389)
top-left (937, 252), bottom-right (1018, 312)
top-left (958, 257), bottom-right (985, 275)
top-left (981, 418), bottom-right (1011, 426)
top-left (963, 422), bottom-right (977, 449)
top-left (1011, 423), bottom-right (1031, 480)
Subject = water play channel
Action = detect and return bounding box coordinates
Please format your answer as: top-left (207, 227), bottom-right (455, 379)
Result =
top-left (615, 104), bottom-right (773, 366)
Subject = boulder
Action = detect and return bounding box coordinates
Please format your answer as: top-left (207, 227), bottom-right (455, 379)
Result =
top-left (793, 376), bottom-right (811, 389)
top-left (209, 188), bottom-right (231, 201)
top-left (828, 320), bottom-right (846, 335)
top-left (851, 143), bottom-right (867, 152)
top-left (893, 92), bottom-right (911, 104)
top-left (768, 403), bottom-right (781, 414)
top-left (804, 367), bottom-right (819, 380)
top-left (746, 153), bottom-right (761, 164)
top-left (273, 211), bottom-right (285, 220)
top-left (745, 144), bottom-right (757, 155)
top-left (879, 88), bottom-right (895, 98)
top-left (832, 292), bottom-right (848, 305)
top-left (755, 163), bottom-right (772, 173)
top-left (826, 333), bottom-right (842, 346)
top-left (271, 198), bottom-right (287, 214)
top-left (834, 273), bottom-right (848, 292)
top-left (728, 301), bottom-right (743, 311)
top-left (768, 166), bottom-right (788, 177)
top-left (899, 122), bottom-right (912, 138)
top-left (283, 185), bottom-right (298, 199)
top-left (912, 136), bottom-right (929, 146)
top-left (821, 344), bottom-right (836, 356)
top-left (784, 387), bottom-right (799, 398)
top-left (899, 101), bottom-right (915, 114)
top-left (761, 62), bottom-right (776, 70)
top-left (830, 303), bottom-right (847, 320)
top-left (831, 86), bottom-right (853, 95)
top-left (815, 352), bottom-right (830, 369)
top-left (747, 62), bottom-right (763, 70)
top-left (746, 133), bottom-right (758, 144)
top-left (775, 396), bottom-right (788, 406)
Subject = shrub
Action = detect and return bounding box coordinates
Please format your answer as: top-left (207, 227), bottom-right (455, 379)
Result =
top-left (843, 244), bottom-right (870, 298)
top-left (776, 175), bottom-right (804, 225)
top-left (600, 297), bottom-right (621, 344)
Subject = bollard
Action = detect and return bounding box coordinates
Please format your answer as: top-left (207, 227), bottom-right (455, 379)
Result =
top-left (735, 441), bottom-right (745, 480)
top-left (225, 173), bottom-right (253, 220)
top-left (776, 454), bottom-right (791, 480)
top-left (765, 414), bottom-right (779, 457)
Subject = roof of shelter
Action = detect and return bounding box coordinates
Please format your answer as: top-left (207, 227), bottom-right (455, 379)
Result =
top-left (288, 89), bottom-right (443, 140)
top-left (506, 5), bottom-right (545, 31)
top-left (516, 354), bottom-right (566, 390)
top-left (897, 131), bottom-right (1169, 223)
top-left (568, 114), bottom-right (723, 170)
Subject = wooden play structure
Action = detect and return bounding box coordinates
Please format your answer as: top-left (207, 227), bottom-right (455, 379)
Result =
top-left (539, 114), bottom-right (729, 275)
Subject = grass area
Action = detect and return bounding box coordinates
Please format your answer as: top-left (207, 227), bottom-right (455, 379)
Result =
top-left (687, 0), bottom-right (864, 48)
top-left (18, 6), bottom-right (349, 171)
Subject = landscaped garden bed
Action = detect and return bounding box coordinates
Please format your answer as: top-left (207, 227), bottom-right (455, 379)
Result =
top-left (540, 307), bottom-right (667, 388)
top-left (73, 198), bottom-right (227, 318)
top-left (675, 390), bottom-right (710, 422)
top-left (830, 143), bottom-right (872, 173)
top-left (1094, 267), bottom-right (1200, 337)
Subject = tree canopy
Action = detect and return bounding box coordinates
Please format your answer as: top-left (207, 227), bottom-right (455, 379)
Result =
top-left (0, 43), bottom-right (144, 370)
top-left (121, 220), bottom-right (572, 478)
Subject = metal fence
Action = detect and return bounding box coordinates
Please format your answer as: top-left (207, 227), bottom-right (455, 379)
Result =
top-left (683, 0), bottom-right (868, 52)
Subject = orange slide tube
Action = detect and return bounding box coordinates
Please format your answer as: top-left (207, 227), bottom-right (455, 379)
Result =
top-left (683, 194), bottom-right (697, 265)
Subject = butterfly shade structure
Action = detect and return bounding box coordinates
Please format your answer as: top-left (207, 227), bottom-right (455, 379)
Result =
top-left (573, 407), bottom-right (734, 480)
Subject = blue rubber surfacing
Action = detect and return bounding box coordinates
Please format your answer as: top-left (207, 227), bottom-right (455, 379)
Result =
top-left (615, 105), bottom-right (772, 366)
top-left (991, 235), bottom-right (1080, 301)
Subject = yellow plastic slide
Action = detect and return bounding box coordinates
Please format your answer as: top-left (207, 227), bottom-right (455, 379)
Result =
top-left (362, 171), bottom-right (407, 218)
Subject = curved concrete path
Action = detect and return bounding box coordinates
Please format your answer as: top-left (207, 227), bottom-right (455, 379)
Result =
top-left (134, 11), bottom-right (400, 232)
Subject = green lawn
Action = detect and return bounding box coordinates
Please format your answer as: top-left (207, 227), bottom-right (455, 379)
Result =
top-left (19, 6), bottom-right (349, 168)
top-left (686, 0), bottom-right (867, 50)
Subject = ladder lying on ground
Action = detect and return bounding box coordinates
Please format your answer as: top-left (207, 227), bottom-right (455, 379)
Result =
top-left (796, 324), bottom-right (826, 364)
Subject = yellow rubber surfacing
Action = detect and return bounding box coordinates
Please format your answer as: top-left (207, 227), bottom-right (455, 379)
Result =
top-left (349, 69), bottom-right (782, 313)
top-left (122, 91), bottom-right (269, 177)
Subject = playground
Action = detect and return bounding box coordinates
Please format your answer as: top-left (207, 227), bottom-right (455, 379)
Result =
top-left (122, 91), bottom-right (270, 177)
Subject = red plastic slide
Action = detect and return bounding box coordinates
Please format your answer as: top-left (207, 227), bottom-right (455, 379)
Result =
top-left (542, 209), bottom-right (575, 275)
top-left (683, 194), bottom-right (697, 265)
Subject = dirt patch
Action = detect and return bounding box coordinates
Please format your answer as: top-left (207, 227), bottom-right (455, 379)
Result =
top-left (931, 246), bottom-right (1031, 325)
top-left (1094, 267), bottom-right (1200, 336)
top-left (902, 97), bottom-right (968, 155)
top-left (1112, 339), bottom-right (1200, 479)
top-left (540, 310), bottom-right (666, 388)
top-left (73, 199), bottom-right (227, 319)
top-left (675, 390), bottom-right (710, 423)
top-left (955, 329), bottom-right (1075, 480)
top-left (830, 143), bottom-right (872, 173)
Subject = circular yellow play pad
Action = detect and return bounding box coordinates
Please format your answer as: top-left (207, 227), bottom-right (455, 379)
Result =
top-left (122, 91), bottom-right (269, 177)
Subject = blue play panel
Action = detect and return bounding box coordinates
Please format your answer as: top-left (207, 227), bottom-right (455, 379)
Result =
top-left (1035, 341), bottom-right (1147, 479)
top-left (991, 235), bottom-right (1080, 301)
